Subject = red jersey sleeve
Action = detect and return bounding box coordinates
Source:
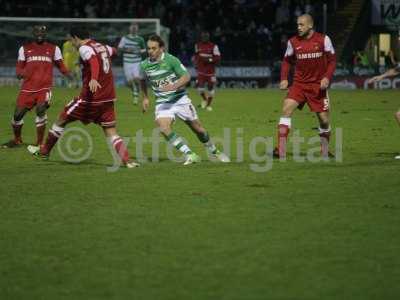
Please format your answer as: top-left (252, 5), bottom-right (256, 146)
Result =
top-left (280, 40), bottom-right (295, 81)
top-left (212, 44), bottom-right (221, 64)
top-left (88, 56), bottom-right (99, 80)
top-left (16, 46), bottom-right (26, 78)
top-left (79, 45), bottom-right (100, 80)
top-left (53, 46), bottom-right (70, 76)
top-left (323, 35), bottom-right (336, 81)
top-left (54, 60), bottom-right (70, 76)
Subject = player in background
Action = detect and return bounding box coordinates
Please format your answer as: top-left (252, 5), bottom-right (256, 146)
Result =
top-left (2, 25), bottom-right (71, 148)
top-left (28, 27), bottom-right (139, 168)
top-left (63, 33), bottom-right (80, 88)
top-left (368, 65), bottom-right (400, 159)
top-left (275, 14), bottom-right (336, 159)
top-left (140, 35), bottom-right (229, 165)
top-left (118, 23), bottom-right (146, 105)
top-left (193, 31), bottom-right (221, 111)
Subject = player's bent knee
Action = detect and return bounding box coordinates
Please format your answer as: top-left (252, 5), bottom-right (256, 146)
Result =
top-left (159, 127), bottom-right (172, 137)
top-left (36, 105), bottom-right (48, 117)
top-left (282, 108), bottom-right (294, 117)
top-left (395, 111), bottom-right (400, 121)
top-left (281, 110), bottom-right (292, 117)
top-left (156, 120), bottom-right (172, 135)
top-left (158, 124), bottom-right (171, 133)
top-left (103, 126), bottom-right (117, 137)
top-left (282, 99), bottom-right (298, 116)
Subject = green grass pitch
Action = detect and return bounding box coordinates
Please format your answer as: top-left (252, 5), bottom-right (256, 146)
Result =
top-left (0, 86), bottom-right (399, 299)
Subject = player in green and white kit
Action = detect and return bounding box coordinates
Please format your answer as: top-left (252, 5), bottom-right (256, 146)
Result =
top-left (118, 23), bottom-right (146, 105)
top-left (140, 35), bottom-right (230, 165)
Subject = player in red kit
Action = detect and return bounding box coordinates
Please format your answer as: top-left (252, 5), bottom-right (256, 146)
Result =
top-left (275, 14), bottom-right (336, 159)
top-left (193, 31), bottom-right (221, 111)
top-left (28, 27), bottom-right (139, 168)
top-left (2, 25), bottom-right (71, 148)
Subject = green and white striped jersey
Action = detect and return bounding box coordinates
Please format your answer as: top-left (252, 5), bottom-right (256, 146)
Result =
top-left (118, 34), bottom-right (146, 64)
top-left (140, 53), bottom-right (189, 104)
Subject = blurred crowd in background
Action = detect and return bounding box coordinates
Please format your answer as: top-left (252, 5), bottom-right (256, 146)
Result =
top-left (1, 0), bottom-right (332, 65)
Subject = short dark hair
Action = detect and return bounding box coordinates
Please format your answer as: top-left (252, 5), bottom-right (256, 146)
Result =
top-left (148, 35), bottom-right (165, 48)
top-left (70, 27), bottom-right (90, 39)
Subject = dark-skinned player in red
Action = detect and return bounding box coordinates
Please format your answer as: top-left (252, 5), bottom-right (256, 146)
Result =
top-left (2, 25), bottom-right (71, 148)
top-left (193, 31), bottom-right (221, 111)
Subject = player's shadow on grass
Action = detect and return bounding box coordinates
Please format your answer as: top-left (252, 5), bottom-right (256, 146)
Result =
top-left (50, 157), bottom-right (176, 167)
top-left (375, 152), bottom-right (398, 158)
top-left (317, 158), bottom-right (397, 169)
top-left (50, 159), bottom-right (112, 168)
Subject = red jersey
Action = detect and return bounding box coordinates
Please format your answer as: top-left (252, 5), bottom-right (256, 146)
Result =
top-left (78, 40), bottom-right (116, 103)
top-left (281, 32), bottom-right (336, 84)
top-left (193, 41), bottom-right (221, 76)
top-left (16, 42), bottom-right (69, 92)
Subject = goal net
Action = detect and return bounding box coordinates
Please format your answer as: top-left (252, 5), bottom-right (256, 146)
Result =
top-left (0, 17), bottom-right (164, 86)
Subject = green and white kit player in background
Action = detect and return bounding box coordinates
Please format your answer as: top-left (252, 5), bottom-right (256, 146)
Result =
top-left (140, 35), bottom-right (230, 165)
top-left (118, 23), bottom-right (146, 105)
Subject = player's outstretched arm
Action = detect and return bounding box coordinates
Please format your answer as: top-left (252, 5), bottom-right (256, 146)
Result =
top-left (140, 79), bottom-right (150, 113)
top-left (368, 67), bottom-right (400, 83)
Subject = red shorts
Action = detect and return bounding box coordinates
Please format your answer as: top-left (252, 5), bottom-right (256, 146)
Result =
top-left (60, 98), bottom-right (116, 127)
top-left (17, 89), bottom-right (52, 110)
top-left (196, 73), bottom-right (217, 88)
top-left (287, 82), bottom-right (330, 112)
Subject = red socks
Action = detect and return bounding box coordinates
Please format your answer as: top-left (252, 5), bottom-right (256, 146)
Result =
top-left (277, 118), bottom-right (331, 158)
top-left (110, 136), bottom-right (130, 164)
top-left (41, 124), bottom-right (64, 155)
top-left (35, 115), bottom-right (47, 145)
top-left (277, 117), bottom-right (291, 158)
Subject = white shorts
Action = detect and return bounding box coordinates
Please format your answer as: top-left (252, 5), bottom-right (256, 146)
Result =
top-left (123, 62), bottom-right (141, 82)
top-left (155, 95), bottom-right (198, 121)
